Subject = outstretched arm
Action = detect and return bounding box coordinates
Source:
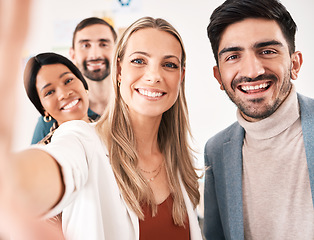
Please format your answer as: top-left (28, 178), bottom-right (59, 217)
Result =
top-left (12, 149), bottom-right (65, 216)
top-left (0, 0), bottom-right (32, 150)
top-left (0, 0), bottom-right (64, 231)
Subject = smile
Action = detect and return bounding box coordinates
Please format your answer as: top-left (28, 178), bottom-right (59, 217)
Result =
top-left (87, 62), bottom-right (103, 66)
top-left (239, 82), bottom-right (270, 93)
top-left (137, 88), bottom-right (164, 98)
top-left (86, 60), bottom-right (105, 71)
top-left (62, 99), bottom-right (79, 110)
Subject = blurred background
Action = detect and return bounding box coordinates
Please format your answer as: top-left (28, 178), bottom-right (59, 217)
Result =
top-left (13, 0), bottom-right (314, 171)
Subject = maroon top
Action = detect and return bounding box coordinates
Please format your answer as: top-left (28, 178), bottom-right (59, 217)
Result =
top-left (139, 194), bottom-right (190, 240)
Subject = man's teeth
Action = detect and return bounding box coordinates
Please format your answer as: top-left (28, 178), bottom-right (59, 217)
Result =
top-left (88, 62), bottom-right (102, 66)
top-left (63, 99), bottom-right (79, 110)
top-left (241, 83), bottom-right (269, 91)
top-left (138, 89), bottom-right (163, 97)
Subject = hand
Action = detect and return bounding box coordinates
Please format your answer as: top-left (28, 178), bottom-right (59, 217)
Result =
top-left (0, 0), bottom-right (32, 237)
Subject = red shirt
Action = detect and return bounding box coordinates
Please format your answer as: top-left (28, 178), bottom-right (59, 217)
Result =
top-left (139, 195), bottom-right (190, 240)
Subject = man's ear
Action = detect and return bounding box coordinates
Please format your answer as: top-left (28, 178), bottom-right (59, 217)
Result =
top-left (290, 51), bottom-right (303, 80)
top-left (69, 48), bottom-right (76, 64)
top-left (213, 66), bottom-right (224, 90)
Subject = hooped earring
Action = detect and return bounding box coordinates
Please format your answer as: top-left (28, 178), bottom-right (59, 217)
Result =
top-left (117, 81), bottom-right (121, 87)
top-left (43, 114), bottom-right (52, 122)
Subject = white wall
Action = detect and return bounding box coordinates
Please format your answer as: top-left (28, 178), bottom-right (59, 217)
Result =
top-left (14, 0), bottom-right (314, 168)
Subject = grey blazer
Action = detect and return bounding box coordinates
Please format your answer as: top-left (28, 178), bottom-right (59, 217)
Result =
top-left (203, 93), bottom-right (314, 240)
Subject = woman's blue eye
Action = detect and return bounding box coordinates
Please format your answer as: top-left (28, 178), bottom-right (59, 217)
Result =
top-left (131, 59), bottom-right (144, 64)
top-left (164, 62), bottom-right (178, 69)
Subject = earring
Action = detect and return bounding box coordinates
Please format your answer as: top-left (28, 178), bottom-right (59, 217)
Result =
top-left (43, 115), bottom-right (52, 122)
top-left (86, 90), bottom-right (89, 94)
top-left (117, 81), bottom-right (121, 87)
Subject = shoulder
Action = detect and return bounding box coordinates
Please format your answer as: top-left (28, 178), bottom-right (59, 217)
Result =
top-left (33, 120), bottom-right (107, 174)
top-left (31, 116), bottom-right (56, 144)
top-left (55, 119), bottom-right (93, 132)
top-left (297, 94), bottom-right (314, 141)
top-left (35, 116), bottom-right (55, 129)
top-left (298, 93), bottom-right (314, 109)
top-left (205, 121), bottom-right (242, 151)
top-left (52, 120), bottom-right (98, 143)
top-left (87, 108), bottom-right (100, 121)
top-left (298, 93), bottom-right (314, 122)
top-left (204, 121), bottom-right (244, 168)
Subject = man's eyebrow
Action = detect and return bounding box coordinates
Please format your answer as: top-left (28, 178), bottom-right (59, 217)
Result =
top-left (218, 46), bottom-right (244, 58)
top-left (253, 40), bottom-right (283, 49)
top-left (78, 38), bottom-right (111, 44)
top-left (78, 39), bottom-right (90, 44)
top-left (99, 38), bottom-right (111, 43)
top-left (218, 40), bottom-right (284, 59)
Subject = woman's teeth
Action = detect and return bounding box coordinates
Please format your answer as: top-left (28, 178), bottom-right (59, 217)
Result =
top-left (138, 89), bottom-right (163, 97)
top-left (63, 99), bottom-right (79, 110)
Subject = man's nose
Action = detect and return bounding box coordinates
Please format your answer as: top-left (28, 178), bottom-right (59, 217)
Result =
top-left (88, 45), bottom-right (102, 60)
top-left (239, 53), bottom-right (265, 79)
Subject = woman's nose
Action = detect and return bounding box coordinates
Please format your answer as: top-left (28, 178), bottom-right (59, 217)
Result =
top-left (145, 65), bottom-right (162, 83)
top-left (58, 89), bottom-right (73, 101)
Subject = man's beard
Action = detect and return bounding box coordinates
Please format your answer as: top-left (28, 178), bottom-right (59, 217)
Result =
top-left (82, 58), bottom-right (110, 82)
top-left (224, 72), bottom-right (291, 120)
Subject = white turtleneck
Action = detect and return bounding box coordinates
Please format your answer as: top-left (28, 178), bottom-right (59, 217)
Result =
top-left (238, 85), bottom-right (314, 239)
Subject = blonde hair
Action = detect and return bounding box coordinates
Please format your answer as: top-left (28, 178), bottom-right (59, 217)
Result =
top-left (96, 16), bottom-right (200, 226)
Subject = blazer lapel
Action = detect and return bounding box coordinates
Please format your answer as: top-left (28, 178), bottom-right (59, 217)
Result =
top-left (298, 94), bottom-right (314, 206)
top-left (119, 191), bottom-right (139, 240)
top-left (222, 124), bottom-right (245, 239)
top-left (179, 176), bottom-right (203, 240)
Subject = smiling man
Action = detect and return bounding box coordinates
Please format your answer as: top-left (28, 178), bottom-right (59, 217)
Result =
top-left (31, 17), bottom-right (117, 144)
top-left (69, 18), bottom-right (117, 115)
top-left (203, 0), bottom-right (314, 239)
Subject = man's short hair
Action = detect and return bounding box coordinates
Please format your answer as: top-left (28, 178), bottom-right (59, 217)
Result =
top-left (72, 17), bottom-right (117, 48)
top-left (207, 0), bottom-right (297, 64)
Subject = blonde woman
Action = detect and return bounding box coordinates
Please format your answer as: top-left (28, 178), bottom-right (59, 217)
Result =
top-left (7, 17), bottom-right (202, 239)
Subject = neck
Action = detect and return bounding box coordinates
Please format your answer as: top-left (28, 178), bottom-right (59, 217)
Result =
top-left (86, 75), bottom-right (112, 115)
top-left (237, 85), bottom-right (299, 140)
top-left (133, 116), bottom-right (164, 174)
top-left (132, 115), bottom-right (162, 158)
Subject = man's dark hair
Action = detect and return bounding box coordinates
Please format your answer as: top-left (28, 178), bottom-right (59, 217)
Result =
top-left (24, 52), bottom-right (88, 116)
top-left (207, 0), bottom-right (297, 64)
top-left (72, 17), bottom-right (118, 48)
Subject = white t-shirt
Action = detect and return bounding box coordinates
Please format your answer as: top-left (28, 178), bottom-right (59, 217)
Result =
top-left (31, 120), bottom-right (202, 240)
top-left (32, 120), bottom-right (137, 240)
